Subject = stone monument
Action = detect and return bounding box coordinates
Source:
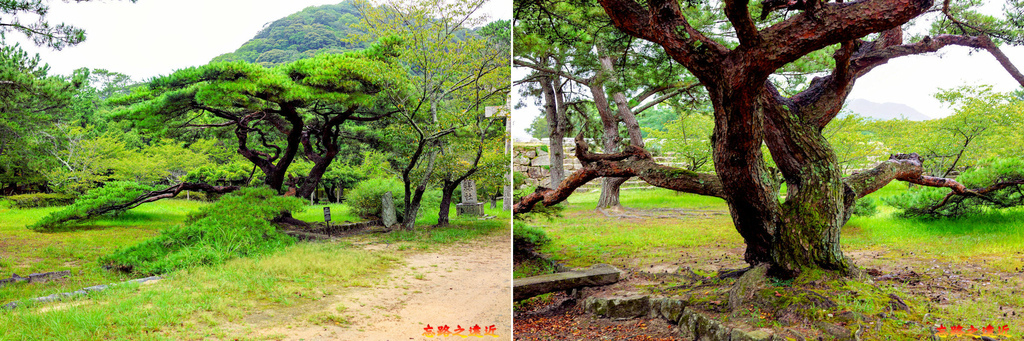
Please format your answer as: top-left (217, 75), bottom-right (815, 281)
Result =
top-left (382, 191), bottom-right (397, 227)
top-left (456, 180), bottom-right (485, 216)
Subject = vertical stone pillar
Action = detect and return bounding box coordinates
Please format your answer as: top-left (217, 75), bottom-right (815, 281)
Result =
top-left (382, 191), bottom-right (397, 228)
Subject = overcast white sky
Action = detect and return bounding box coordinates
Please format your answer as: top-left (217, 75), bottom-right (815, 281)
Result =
top-left (11, 0), bottom-right (511, 80)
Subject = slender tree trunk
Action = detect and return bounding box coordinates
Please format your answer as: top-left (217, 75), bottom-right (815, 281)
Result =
top-left (541, 75), bottom-right (567, 187)
top-left (437, 180), bottom-right (457, 227)
top-left (402, 149), bottom-right (439, 231)
top-left (295, 151), bottom-right (336, 199)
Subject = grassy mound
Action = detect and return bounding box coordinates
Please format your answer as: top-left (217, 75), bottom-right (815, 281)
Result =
top-left (101, 186), bottom-right (304, 275)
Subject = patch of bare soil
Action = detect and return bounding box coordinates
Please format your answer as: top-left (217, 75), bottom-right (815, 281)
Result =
top-left (251, 232), bottom-right (511, 341)
top-left (846, 249), bottom-right (1024, 316)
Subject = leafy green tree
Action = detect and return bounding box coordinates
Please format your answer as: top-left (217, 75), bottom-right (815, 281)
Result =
top-left (822, 113), bottom-right (890, 174)
top-left (88, 69), bottom-right (135, 100)
top-left (356, 0), bottom-right (510, 230)
top-left (434, 107), bottom-right (509, 226)
top-left (645, 110), bottom-right (714, 172)
top-left (2, 1), bottom-right (82, 49)
top-left (115, 39), bottom-right (409, 203)
top-left (526, 115), bottom-right (549, 139)
top-left (517, 0), bottom-right (1024, 278)
top-left (870, 86), bottom-right (1024, 178)
top-left (885, 157), bottom-right (1024, 218)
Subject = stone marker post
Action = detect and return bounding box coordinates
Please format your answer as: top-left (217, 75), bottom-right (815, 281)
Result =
top-left (382, 191), bottom-right (397, 228)
top-left (503, 184), bottom-right (512, 211)
top-left (456, 180), bottom-right (485, 216)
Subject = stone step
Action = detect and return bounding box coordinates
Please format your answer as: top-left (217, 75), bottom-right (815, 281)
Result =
top-left (513, 264), bottom-right (622, 301)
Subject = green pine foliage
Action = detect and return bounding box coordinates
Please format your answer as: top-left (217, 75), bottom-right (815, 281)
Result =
top-left (29, 181), bottom-right (156, 231)
top-left (884, 158), bottom-right (1024, 218)
top-left (850, 197), bottom-right (879, 217)
top-left (101, 187), bottom-right (303, 275)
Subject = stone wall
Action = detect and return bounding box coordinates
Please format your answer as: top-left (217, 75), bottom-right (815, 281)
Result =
top-left (513, 142), bottom-right (686, 191)
top-left (513, 143), bottom-right (588, 189)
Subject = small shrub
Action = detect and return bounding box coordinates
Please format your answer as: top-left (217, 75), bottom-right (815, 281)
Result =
top-left (851, 197), bottom-right (878, 217)
top-left (6, 193), bottom-right (76, 208)
top-left (30, 182), bottom-right (156, 231)
top-left (346, 177), bottom-right (407, 219)
top-left (513, 224), bottom-right (551, 248)
top-left (513, 172), bottom-right (527, 188)
top-left (102, 186), bottom-right (304, 275)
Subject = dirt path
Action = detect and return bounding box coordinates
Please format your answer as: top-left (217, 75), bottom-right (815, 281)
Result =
top-left (255, 231), bottom-right (512, 341)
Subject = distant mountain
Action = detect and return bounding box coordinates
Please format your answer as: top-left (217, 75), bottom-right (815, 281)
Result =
top-left (211, 1), bottom-right (504, 68)
top-left (211, 1), bottom-right (370, 67)
top-left (844, 98), bottom-right (932, 121)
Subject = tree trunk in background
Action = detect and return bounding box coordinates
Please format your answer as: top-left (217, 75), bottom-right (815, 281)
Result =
top-left (593, 55), bottom-right (625, 209)
top-left (324, 184), bottom-right (338, 203)
top-left (597, 177), bottom-right (627, 208)
top-left (437, 180), bottom-right (457, 227)
top-left (541, 75), bottom-right (567, 187)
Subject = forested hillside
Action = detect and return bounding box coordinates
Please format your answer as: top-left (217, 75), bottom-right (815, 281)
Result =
top-left (211, 2), bottom-right (368, 66)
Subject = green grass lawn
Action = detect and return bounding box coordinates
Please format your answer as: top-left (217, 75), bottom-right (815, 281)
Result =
top-left (524, 188), bottom-right (741, 268)
top-left (0, 199), bottom-right (208, 303)
top-left (524, 183), bottom-right (1024, 271)
top-left (0, 195), bottom-right (510, 339)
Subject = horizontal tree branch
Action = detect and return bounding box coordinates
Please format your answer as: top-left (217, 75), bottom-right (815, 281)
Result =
top-left (515, 137), bottom-right (724, 214)
top-left (513, 59), bottom-right (590, 85)
top-left (843, 153), bottom-right (977, 201)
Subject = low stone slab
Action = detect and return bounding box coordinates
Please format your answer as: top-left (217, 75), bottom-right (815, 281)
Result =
top-left (0, 270), bottom-right (71, 287)
top-left (584, 295), bottom-right (650, 318)
top-left (3, 275), bottom-right (161, 309)
top-left (513, 264), bottom-right (621, 301)
top-left (456, 202), bottom-right (485, 216)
